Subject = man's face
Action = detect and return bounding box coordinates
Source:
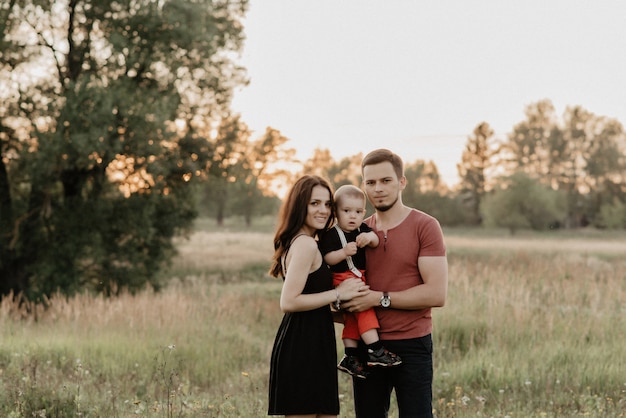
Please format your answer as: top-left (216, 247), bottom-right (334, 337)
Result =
top-left (362, 161), bottom-right (405, 212)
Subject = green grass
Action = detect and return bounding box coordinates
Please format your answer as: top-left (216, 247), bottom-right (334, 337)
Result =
top-left (1, 220), bottom-right (625, 417)
top-left (432, 251), bottom-right (625, 417)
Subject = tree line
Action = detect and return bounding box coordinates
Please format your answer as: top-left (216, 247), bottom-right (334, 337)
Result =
top-left (206, 98), bottom-right (625, 236)
top-left (1, 1), bottom-right (624, 302)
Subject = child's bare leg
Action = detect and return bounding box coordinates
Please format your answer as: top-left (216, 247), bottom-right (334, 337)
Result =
top-left (343, 338), bottom-right (359, 348)
top-left (360, 329), bottom-right (380, 345)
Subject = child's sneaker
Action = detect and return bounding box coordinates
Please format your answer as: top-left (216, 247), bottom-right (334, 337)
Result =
top-left (337, 354), bottom-right (369, 379)
top-left (367, 347), bottom-right (402, 367)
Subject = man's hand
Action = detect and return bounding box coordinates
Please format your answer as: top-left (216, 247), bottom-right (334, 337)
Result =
top-left (341, 289), bottom-right (380, 313)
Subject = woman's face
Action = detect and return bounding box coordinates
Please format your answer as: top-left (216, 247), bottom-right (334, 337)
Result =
top-left (302, 185), bottom-right (332, 235)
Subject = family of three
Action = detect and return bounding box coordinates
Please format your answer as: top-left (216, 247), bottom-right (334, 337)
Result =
top-left (267, 149), bottom-right (449, 418)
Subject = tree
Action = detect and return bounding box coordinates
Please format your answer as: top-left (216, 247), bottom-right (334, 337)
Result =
top-left (457, 122), bottom-right (495, 225)
top-left (301, 148), bottom-right (336, 180)
top-left (593, 199), bottom-right (626, 229)
top-left (402, 159), bottom-right (445, 208)
top-left (565, 111), bottom-right (626, 226)
top-left (326, 154), bottom-right (363, 191)
top-left (501, 100), bottom-right (626, 227)
top-left (0, 0), bottom-right (248, 301)
top-left (401, 160), bottom-right (466, 226)
top-left (300, 149), bottom-right (363, 191)
top-left (204, 115), bottom-right (250, 226)
top-left (481, 172), bottom-right (566, 234)
top-left (504, 99), bottom-right (560, 179)
top-left (200, 123), bottom-right (296, 225)
top-left (230, 127), bottom-right (296, 226)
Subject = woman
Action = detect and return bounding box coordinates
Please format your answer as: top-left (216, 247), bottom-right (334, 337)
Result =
top-left (268, 175), bottom-right (367, 417)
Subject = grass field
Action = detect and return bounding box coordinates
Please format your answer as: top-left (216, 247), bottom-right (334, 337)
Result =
top-left (1, 218), bottom-right (625, 417)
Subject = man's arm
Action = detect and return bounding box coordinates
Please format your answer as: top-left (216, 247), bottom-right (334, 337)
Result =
top-left (343, 255), bottom-right (448, 312)
top-left (387, 256), bottom-right (447, 309)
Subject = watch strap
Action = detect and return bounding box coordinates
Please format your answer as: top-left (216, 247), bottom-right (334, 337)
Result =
top-left (380, 292), bottom-right (390, 307)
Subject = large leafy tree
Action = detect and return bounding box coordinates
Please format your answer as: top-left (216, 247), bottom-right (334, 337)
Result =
top-left (0, 0), bottom-right (248, 300)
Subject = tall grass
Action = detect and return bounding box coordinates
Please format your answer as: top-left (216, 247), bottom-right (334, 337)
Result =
top-left (1, 279), bottom-right (278, 417)
top-left (1, 220), bottom-right (624, 417)
top-left (434, 247), bottom-right (625, 417)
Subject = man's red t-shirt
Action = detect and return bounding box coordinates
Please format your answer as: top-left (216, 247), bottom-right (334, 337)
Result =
top-left (364, 209), bottom-right (446, 340)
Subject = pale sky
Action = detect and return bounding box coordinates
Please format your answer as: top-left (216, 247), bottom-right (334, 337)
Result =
top-left (231, 0), bottom-right (626, 186)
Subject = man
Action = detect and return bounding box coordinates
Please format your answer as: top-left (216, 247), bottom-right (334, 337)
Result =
top-left (342, 148), bottom-right (448, 418)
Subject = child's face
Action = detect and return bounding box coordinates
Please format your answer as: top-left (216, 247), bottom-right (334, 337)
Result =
top-left (336, 196), bottom-right (366, 232)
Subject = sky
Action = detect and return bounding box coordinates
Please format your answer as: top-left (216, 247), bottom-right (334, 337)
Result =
top-left (230, 0), bottom-right (626, 186)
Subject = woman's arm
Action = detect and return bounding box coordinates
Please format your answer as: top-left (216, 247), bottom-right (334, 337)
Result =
top-left (280, 236), bottom-right (366, 313)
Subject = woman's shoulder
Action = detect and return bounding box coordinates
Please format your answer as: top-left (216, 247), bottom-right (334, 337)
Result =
top-left (284, 234), bottom-right (319, 272)
top-left (290, 233), bottom-right (317, 250)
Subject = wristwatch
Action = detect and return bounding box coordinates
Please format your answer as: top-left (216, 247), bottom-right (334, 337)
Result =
top-left (379, 292), bottom-right (391, 308)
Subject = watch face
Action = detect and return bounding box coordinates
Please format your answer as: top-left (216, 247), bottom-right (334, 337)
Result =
top-left (381, 296), bottom-right (391, 308)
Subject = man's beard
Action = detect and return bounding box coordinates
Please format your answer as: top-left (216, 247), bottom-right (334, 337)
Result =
top-left (374, 196), bottom-right (398, 212)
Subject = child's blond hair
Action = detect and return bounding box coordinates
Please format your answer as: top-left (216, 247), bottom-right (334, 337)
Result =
top-left (334, 184), bottom-right (366, 207)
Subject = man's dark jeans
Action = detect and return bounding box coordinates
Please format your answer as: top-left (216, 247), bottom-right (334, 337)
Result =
top-left (354, 334), bottom-right (434, 418)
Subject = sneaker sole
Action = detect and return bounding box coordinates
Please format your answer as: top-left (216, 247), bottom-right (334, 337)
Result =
top-left (337, 365), bottom-right (368, 379)
top-left (367, 360), bottom-right (402, 367)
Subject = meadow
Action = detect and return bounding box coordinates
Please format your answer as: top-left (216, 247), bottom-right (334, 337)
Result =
top-left (1, 217), bottom-right (625, 417)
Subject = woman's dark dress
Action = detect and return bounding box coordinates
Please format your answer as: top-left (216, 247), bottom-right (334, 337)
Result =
top-left (268, 262), bottom-right (339, 415)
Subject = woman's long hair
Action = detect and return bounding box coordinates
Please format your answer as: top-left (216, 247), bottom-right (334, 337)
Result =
top-left (268, 175), bottom-right (335, 278)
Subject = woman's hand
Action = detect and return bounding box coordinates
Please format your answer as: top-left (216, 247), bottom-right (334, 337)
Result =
top-left (336, 277), bottom-right (369, 302)
top-left (341, 290), bottom-right (378, 313)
